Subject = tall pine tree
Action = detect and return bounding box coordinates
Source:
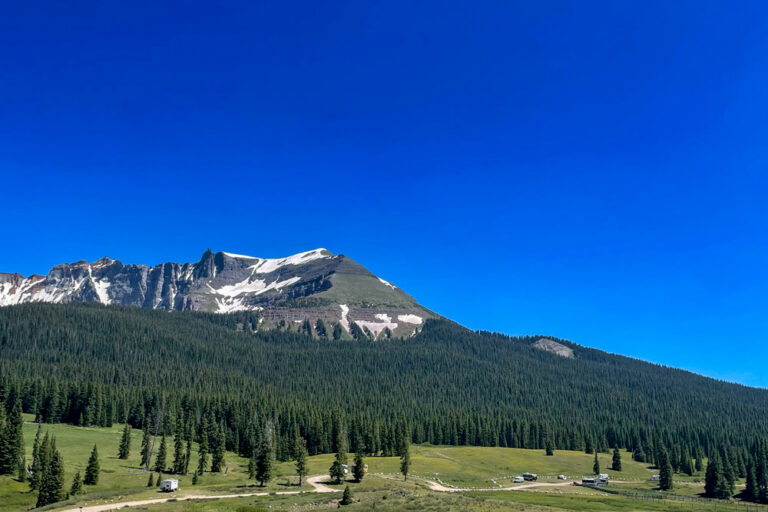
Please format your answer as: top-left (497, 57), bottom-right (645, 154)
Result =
top-left (84, 444), bottom-right (100, 485)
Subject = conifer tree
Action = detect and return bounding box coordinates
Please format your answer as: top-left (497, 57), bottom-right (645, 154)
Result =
top-left (84, 444), bottom-right (100, 485)
top-left (183, 440), bottom-right (192, 475)
top-left (0, 398), bottom-right (25, 475)
top-left (154, 435), bottom-right (167, 473)
top-left (721, 447), bottom-right (736, 495)
top-left (315, 319), bottom-right (327, 339)
top-left (147, 472), bottom-right (154, 487)
top-left (593, 452), bottom-right (600, 475)
top-left (295, 436), bottom-right (308, 487)
top-left (340, 485), bottom-right (352, 505)
top-left (29, 424), bottom-right (42, 490)
top-left (756, 451), bottom-right (768, 502)
top-left (211, 423), bottom-right (226, 472)
top-left (301, 319), bottom-right (313, 337)
top-left (585, 436), bottom-right (594, 454)
top-left (197, 416), bottom-right (209, 475)
top-left (612, 447), bottom-right (622, 471)
top-left (173, 410), bottom-right (185, 473)
top-left (330, 426), bottom-right (348, 484)
top-left (745, 457), bottom-right (758, 502)
top-left (694, 446), bottom-right (704, 472)
top-left (658, 447), bottom-right (673, 490)
top-left (400, 438), bottom-right (411, 481)
top-left (544, 434), bottom-right (554, 456)
top-left (18, 455), bottom-right (26, 482)
top-left (254, 423), bottom-right (275, 486)
top-left (192, 472), bottom-right (198, 485)
top-left (36, 447), bottom-right (64, 507)
top-left (332, 323), bottom-right (343, 340)
top-left (140, 418), bottom-right (152, 467)
top-left (70, 471), bottom-right (83, 495)
top-left (118, 424), bottom-right (131, 459)
top-left (353, 450), bottom-right (365, 483)
top-left (705, 452), bottom-right (726, 498)
top-left (633, 444), bottom-right (646, 463)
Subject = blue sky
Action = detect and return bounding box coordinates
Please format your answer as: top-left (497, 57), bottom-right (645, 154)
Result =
top-left (1, 1), bottom-right (767, 386)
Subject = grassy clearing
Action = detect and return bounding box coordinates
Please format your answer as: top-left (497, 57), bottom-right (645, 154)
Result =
top-left (1, 418), bottom-right (760, 512)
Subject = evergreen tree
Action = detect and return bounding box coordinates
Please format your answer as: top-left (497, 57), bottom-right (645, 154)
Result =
top-left (192, 472), bottom-right (198, 485)
top-left (332, 323), bottom-right (343, 340)
top-left (585, 436), bottom-right (595, 454)
top-left (755, 451), bottom-right (768, 502)
top-left (633, 444), bottom-right (646, 463)
top-left (140, 418), bottom-right (152, 467)
top-left (70, 471), bottom-right (83, 495)
top-left (254, 421), bottom-right (275, 486)
top-left (705, 452), bottom-right (726, 498)
top-left (18, 455), bottom-right (26, 482)
top-left (0, 398), bottom-right (24, 475)
top-left (118, 424), bottom-right (131, 459)
top-left (183, 440), bottom-right (191, 475)
top-left (154, 435), bottom-right (167, 473)
top-left (353, 450), bottom-right (365, 483)
top-left (544, 434), bottom-right (554, 456)
top-left (29, 424), bottom-right (43, 490)
top-left (172, 411), bottom-right (185, 474)
top-left (329, 426), bottom-right (348, 484)
top-left (294, 436), bottom-right (308, 487)
top-left (721, 447), bottom-right (736, 495)
top-left (315, 319), bottom-right (327, 339)
top-left (36, 448), bottom-right (64, 507)
top-left (84, 444), bottom-right (100, 485)
top-left (197, 416), bottom-right (209, 475)
top-left (340, 485), bottom-right (352, 505)
top-left (301, 319), bottom-right (313, 337)
top-left (612, 447), bottom-right (622, 471)
top-left (400, 439), bottom-right (411, 481)
top-left (211, 423), bottom-right (226, 472)
top-left (147, 472), bottom-right (155, 487)
top-left (694, 446), bottom-right (704, 472)
top-left (744, 457), bottom-right (758, 502)
top-left (658, 448), bottom-right (673, 490)
top-left (593, 452), bottom-right (600, 475)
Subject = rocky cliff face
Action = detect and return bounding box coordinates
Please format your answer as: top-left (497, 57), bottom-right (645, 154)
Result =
top-left (0, 248), bottom-right (434, 338)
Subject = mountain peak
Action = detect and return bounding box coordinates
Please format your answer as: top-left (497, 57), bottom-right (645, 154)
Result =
top-left (0, 247), bottom-right (434, 338)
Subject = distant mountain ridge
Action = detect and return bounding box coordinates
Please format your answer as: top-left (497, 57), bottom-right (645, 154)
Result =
top-left (0, 248), bottom-right (434, 338)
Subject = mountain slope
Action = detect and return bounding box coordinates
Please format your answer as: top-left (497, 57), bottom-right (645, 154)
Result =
top-left (0, 248), bottom-right (434, 338)
top-left (1, 302), bottom-right (767, 461)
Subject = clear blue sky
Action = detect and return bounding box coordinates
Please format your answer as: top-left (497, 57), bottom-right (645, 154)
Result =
top-left (2, 2), bottom-right (767, 386)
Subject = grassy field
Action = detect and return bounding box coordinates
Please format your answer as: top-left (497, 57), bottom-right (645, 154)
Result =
top-left (1, 417), bottom-right (764, 512)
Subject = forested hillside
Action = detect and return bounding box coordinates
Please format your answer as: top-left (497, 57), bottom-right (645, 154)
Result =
top-left (1, 303), bottom-right (767, 472)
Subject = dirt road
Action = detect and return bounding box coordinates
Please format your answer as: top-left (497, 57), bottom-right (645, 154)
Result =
top-left (425, 479), bottom-right (575, 492)
top-left (56, 474), bottom-right (339, 512)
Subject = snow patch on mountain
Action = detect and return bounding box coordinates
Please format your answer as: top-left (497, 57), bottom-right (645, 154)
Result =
top-left (221, 252), bottom-right (258, 259)
top-left (378, 277), bottom-right (396, 290)
top-left (397, 314), bottom-right (422, 324)
top-left (250, 248), bottom-right (330, 274)
top-left (339, 304), bottom-right (350, 332)
top-left (355, 319), bottom-right (398, 338)
top-left (375, 313), bottom-right (392, 322)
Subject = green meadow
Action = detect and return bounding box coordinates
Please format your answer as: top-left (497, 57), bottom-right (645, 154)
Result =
top-left (1, 417), bottom-right (762, 512)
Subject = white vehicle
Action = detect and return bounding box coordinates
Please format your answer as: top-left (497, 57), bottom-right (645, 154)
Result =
top-left (160, 478), bottom-right (178, 492)
top-left (557, 474), bottom-right (567, 480)
top-left (513, 476), bottom-right (524, 483)
top-left (598, 473), bottom-right (609, 480)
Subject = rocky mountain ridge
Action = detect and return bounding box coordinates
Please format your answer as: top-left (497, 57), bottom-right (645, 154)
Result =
top-left (0, 248), bottom-right (434, 338)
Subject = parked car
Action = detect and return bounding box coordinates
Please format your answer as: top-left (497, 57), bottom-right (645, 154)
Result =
top-left (557, 474), bottom-right (567, 480)
top-left (522, 472), bottom-right (538, 481)
top-left (513, 476), bottom-right (524, 483)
